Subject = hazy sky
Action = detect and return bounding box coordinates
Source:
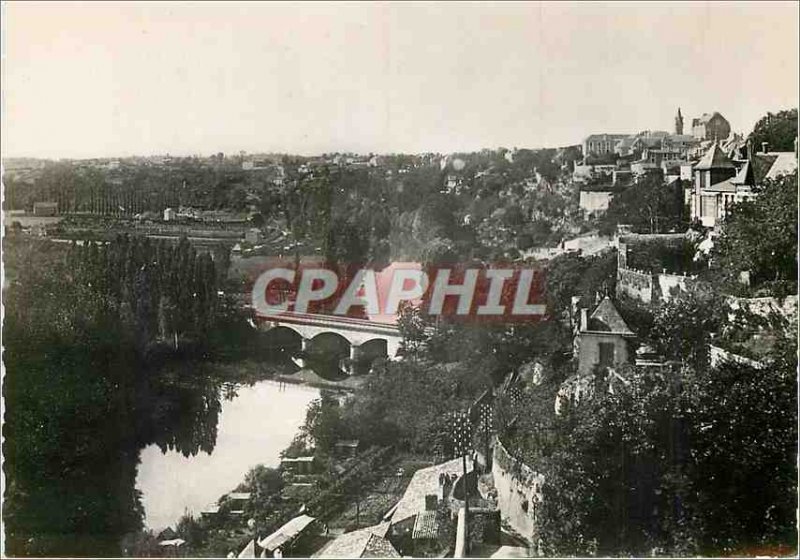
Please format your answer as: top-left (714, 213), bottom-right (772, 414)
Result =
top-left (2, 1), bottom-right (798, 158)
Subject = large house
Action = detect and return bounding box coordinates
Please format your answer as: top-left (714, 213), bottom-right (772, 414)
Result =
top-left (583, 133), bottom-right (630, 157)
top-left (691, 111), bottom-right (731, 141)
top-left (691, 140), bottom-right (797, 227)
top-left (691, 141), bottom-right (739, 227)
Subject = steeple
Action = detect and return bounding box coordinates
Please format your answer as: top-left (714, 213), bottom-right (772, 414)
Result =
top-left (675, 107), bottom-right (684, 135)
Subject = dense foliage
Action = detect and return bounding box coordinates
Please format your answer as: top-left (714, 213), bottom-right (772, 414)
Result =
top-left (713, 171), bottom-right (798, 296)
top-left (512, 286), bottom-right (798, 556)
top-left (599, 175), bottom-right (687, 235)
top-left (2, 236), bottom-right (231, 556)
top-left (747, 108), bottom-right (798, 152)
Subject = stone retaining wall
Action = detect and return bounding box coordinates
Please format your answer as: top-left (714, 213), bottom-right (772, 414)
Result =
top-left (491, 439), bottom-right (543, 545)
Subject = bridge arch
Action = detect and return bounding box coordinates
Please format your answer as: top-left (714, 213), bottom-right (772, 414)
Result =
top-left (308, 331), bottom-right (352, 358)
top-left (265, 325), bottom-right (304, 348)
top-left (351, 338), bottom-right (389, 375)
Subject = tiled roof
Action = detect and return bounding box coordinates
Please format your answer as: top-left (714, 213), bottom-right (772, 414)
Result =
top-left (695, 141), bottom-right (736, 170)
top-left (362, 534), bottom-right (401, 558)
top-left (751, 154), bottom-right (778, 184)
top-left (390, 458), bottom-right (470, 525)
top-left (237, 539), bottom-right (256, 558)
top-left (730, 155), bottom-right (782, 186)
top-left (584, 133), bottom-right (630, 143)
top-left (704, 179), bottom-right (737, 193)
top-left (258, 514), bottom-right (316, 552)
top-left (730, 161), bottom-right (752, 185)
top-left (587, 297), bottom-right (635, 336)
top-left (765, 152), bottom-right (798, 180)
top-left (312, 523), bottom-right (395, 558)
top-left (667, 134), bottom-right (697, 143)
top-left (694, 112), bottom-right (723, 125)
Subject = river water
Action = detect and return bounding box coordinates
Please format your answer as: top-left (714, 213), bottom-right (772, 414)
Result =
top-left (135, 380), bottom-right (320, 531)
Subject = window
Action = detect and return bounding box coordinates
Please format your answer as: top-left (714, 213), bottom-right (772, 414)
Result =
top-left (598, 342), bottom-right (615, 367)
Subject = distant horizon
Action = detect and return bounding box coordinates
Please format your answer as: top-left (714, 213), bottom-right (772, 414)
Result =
top-left (3, 2), bottom-right (798, 160)
top-left (3, 108), bottom-right (796, 163)
top-left (5, 104), bottom-right (797, 162)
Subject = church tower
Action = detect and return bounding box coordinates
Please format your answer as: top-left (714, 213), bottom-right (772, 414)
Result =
top-left (675, 108), bottom-right (684, 135)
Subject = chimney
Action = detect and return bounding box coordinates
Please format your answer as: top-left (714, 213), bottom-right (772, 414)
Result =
top-left (746, 139), bottom-right (753, 161)
top-left (761, 142), bottom-right (769, 155)
top-left (571, 296), bottom-right (581, 325)
top-left (579, 308), bottom-right (588, 332)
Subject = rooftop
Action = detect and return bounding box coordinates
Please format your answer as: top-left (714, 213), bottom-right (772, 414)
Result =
top-left (695, 141), bottom-right (736, 170)
top-left (764, 152), bottom-right (798, 180)
top-left (258, 514), bottom-right (316, 552)
top-left (586, 297), bottom-right (635, 336)
top-left (390, 457), bottom-right (470, 525)
top-left (693, 111), bottom-right (726, 125)
top-left (312, 523), bottom-right (397, 558)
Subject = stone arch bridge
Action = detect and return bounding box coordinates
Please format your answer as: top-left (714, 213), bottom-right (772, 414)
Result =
top-left (255, 311), bottom-right (403, 375)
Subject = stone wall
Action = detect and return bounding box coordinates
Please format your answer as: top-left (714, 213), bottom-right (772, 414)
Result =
top-left (657, 273), bottom-right (698, 302)
top-left (616, 267), bottom-right (654, 303)
top-left (725, 295), bottom-right (798, 326)
top-left (491, 439), bottom-right (543, 545)
top-left (709, 344), bottom-right (765, 370)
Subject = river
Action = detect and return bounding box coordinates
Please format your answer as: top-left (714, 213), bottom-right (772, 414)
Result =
top-left (135, 380), bottom-right (320, 531)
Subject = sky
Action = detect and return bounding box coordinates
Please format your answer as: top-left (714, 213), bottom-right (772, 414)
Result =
top-left (2, 1), bottom-right (798, 159)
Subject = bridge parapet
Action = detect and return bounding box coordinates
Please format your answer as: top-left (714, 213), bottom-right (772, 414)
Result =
top-left (256, 311), bottom-right (403, 365)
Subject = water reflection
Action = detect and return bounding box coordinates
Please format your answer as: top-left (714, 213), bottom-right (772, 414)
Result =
top-left (136, 380), bottom-right (319, 531)
top-left (147, 377), bottom-right (225, 458)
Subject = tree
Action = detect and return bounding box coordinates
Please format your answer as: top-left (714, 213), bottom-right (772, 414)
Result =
top-left (544, 250), bottom-right (618, 322)
top-left (535, 366), bottom-right (691, 556)
top-left (681, 336), bottom-right (797, 554)
top-left (748, 108), bottom-right (798, 152)
top-left (396, 301), bottom-right (431, 356)
top-left (649, 285), bottom-right (724, 371)
top-left (535, 345), bottom-right (797, 556)
top-left (713, 171), bottom-right (798, 296)
top-left (600, 175), bottom-right (685, 235)
top-left (250, 212), bottom-right (265, 227)
top-left (240, 464), bottom-right (285, 522)
top-left (299, 392), bottom-right (349, 456)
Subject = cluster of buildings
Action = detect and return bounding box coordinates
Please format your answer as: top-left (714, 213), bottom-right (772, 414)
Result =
top-left (227, 453), bottom-right (498, 559)
top-left (581, 109), bottom-right (731, 162)
top-left (576, 109), bottom-right (798, 226)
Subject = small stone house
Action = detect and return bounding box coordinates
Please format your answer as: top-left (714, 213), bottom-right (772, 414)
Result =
top-left (574, 296), bottom-right (636, 375)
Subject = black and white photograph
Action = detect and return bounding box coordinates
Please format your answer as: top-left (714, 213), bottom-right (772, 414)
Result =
top-left (1, 1), bottom-right (798, 558)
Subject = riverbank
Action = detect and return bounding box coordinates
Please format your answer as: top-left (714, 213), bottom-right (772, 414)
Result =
top-left (130, 358), bottom-right (368, 546)
top-left (136, 379), bottom-right (320, 532)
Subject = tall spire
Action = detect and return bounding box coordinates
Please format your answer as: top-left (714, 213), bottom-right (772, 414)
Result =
top-left (675, 107), bottom-right (684, 135)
